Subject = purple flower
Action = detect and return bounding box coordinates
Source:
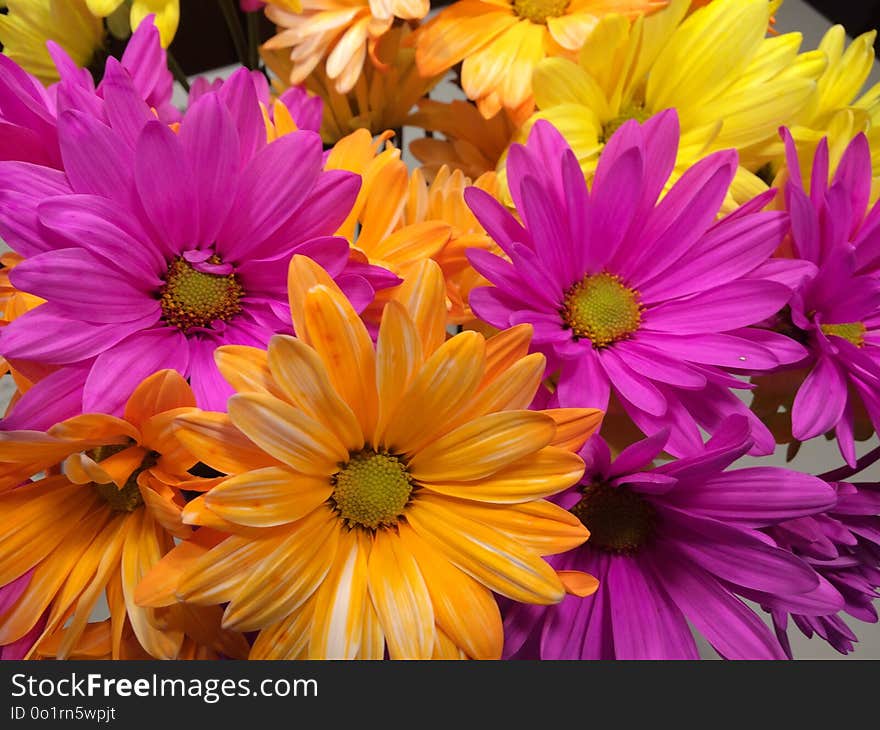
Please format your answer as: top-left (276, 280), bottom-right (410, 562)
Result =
top-left (465, 114), bottom-right (808, 457)
top-left (503, 416), bottom-right (839, 659)
top-left (780, 130), bottom-right (880, 467)
top-left (0, 15), bottom-right (179, 168)
top-left (767, 480), bottom-right (880, 655)
top-left (0, 66), bottom-right (395, 426)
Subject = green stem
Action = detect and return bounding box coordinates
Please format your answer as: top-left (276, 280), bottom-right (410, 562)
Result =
top-left (167, 51), bottom-right (190, 94)
top-left (246, 10), bottom-right (260, 71)
top-left (219, 0), bottom-right (248, 67)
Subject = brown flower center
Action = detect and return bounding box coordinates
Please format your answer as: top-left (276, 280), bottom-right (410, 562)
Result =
top-left (512, 0), bottom-right (569, 24)
top-left (821, 321), bottom-right (867, 348)
top-left (159, 255), bottom-right (243, 331)
top-left (570, 482), bottom-right (656, 555)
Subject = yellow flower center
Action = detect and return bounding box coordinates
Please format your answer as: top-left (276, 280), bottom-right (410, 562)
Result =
top-left (512, 0), bottom-right (569, 24)
top-left (821, 321), bottom-right (866, 348)
top-left (89, 445), bottom-right (158, 513)
top-left (600, 105), bottom-right (652, 143)
top-left (562, 272), bottom-right (642, 348)
top-left (331, 450), bottom-right (414, 530)
top-left (159, 256), bottom-right (243, 331)
top-left (570, 482), bottom-right (656, 555)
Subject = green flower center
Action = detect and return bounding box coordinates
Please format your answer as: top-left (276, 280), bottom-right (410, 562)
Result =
top-left (562, 272), bottom-right (642, 348)
top-left (331, 450), bottom-right (414, 530)
top-left (601, 105), bottom-right (652, 143)
top-left (159, 255), bottom-right (243, 331)
top-left (512, 0), bottom-right (569, 24)
top-left (89, 444), bottom-right (158, 513)
top-left (821, 321), bottom-right (867, 348)
top-left (570, 482), bottom-right (656, 555)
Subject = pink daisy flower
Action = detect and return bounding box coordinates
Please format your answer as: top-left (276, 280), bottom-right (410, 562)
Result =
top-left (768, 479), bottom-right (880, 656)
top-left (503, 416), bottom-right (839, 660)
top-left (0, 15), bottom-right (178, 168)
top-left (780, 130), bottom-right (880, 467)
top-left (465, 113), bottom-right (809, 456)
top-left (0, 66), bottom-right (396, 426)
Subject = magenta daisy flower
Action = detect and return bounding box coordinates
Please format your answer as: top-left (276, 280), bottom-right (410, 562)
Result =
top-left (466, 114), bottom-right (809, 456)
top-left (0, 15), bottom-right (178, 168)
top-left (0, 66), bottom-right (395, 427)
top-left (767, 479), bottom-right (880, 656)
top-left (190, 74), bottom-right (322, 135)
top-left (502, 416), bottom-right (839, 660)
top-left (779, 131), bottom-right (880, 467)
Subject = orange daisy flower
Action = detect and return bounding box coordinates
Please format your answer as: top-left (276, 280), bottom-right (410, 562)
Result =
top-left (139, 256), bottom-right (602, 659)
top-left (262, 0), bottom-right (430, 95)
top-left (408, 99), bottom-right (519, 181)
top-left (264, 25), bottom-right (440, 144)
top-left (412, 0), bottom-right (668, 123)
top-left (326, 129), bottom-right (501, 327)
top-left (0, 370), bottom-right (232, 659)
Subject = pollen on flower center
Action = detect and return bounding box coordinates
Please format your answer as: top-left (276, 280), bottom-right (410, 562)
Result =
top-left (570, 482), bottom-right (656, 555)
top-left (330, 449), bottom-right (414, 530)
top-left (821, 321), bottom-right (867, 348)
top-left (601, 105), bottom-right (652, 143)
top-left (562, 272), bottom-right (642, 348)
top-left (89, 445), bottom-right (158, 513)
top-left (512, 0), bottom-right (569, 24)
top-left (159, 255), bottom-right (243, 331)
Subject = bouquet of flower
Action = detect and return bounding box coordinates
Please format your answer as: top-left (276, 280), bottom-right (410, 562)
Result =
top-left (0, 0), bottom-right (877, 661)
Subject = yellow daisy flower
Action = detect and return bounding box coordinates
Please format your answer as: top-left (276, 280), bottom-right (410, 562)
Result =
top-left (138, 256), bottom-right (602, 659)
top-left (412, 0), bottom-right (668, 123)
top-left (522, 0), bottom-right (825, 184)
top-left (84, 0), bottom-right (179, 48)
top-left (761, 25), bottom-right (880, 185)
top-left (0, 0), bottom-right (105, 85)
top-left (0, 370), bottom-right (225, 659)
top-left (263, 25), bottom-right (440, 144)
top-left (408, 99), bottom-right (520, 181)
top-left (262, 0), bottom-right (429, 95)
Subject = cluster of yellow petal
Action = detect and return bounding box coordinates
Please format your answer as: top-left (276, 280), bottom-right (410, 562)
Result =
top-left (0, 0), bottom-right (105, 85)
top-left (411, 0), bottom-right (669, 123)
top-left (135, 257), bottom-right (602, 659)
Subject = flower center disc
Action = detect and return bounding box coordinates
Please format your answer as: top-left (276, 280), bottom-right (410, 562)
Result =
top-left (562, 272), bottom-right (642, 348)
top-left (513, 0), bottom-right (569, 24)
top-left (160, 256), bottom-right (243, 331)
top-left (331, 450), bottom-right (414, 529)
top-left (571, 482), bottom-right (656, 554)
top-left (601, 105), bottom-right (652, 143)
top-left (89, 444), bottom-right (157, 513)
top-left (821, 321), bottom-right (867, 348)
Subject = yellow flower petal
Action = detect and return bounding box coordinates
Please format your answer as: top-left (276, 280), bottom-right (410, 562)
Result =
top-left (382, 330), bottom-right (486, 455)
top-left (204, 467), bottom-right (333, 528)
top-left (173, 410), bottom-right (282, 474)
top-left (308, 527), bottom-right (370, 659)
top-left (366, 529), bottom-right (434, 659)
top-left (408, 410), bottom-right (556, 482)
top-left (374, 300), bottom-right (423, 444)
top-left (406, 497), bottom-right (564, 604)
top-left (228, 393), bottom-right (348, 477)
top-left (267, 335), bottom-right (364, 452)
top-left (390, 258), bottom-right (447, 357)
top-left (214, 345), bottom-right (288, 400)
top-left (123, 369), bottom-right (196, 428)
top-left (419, 446), bottom-right (584, 504)
top-left (398, 523), bottom-right (502, 660)
top-left (223, 506), bottom-right (340, 631)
